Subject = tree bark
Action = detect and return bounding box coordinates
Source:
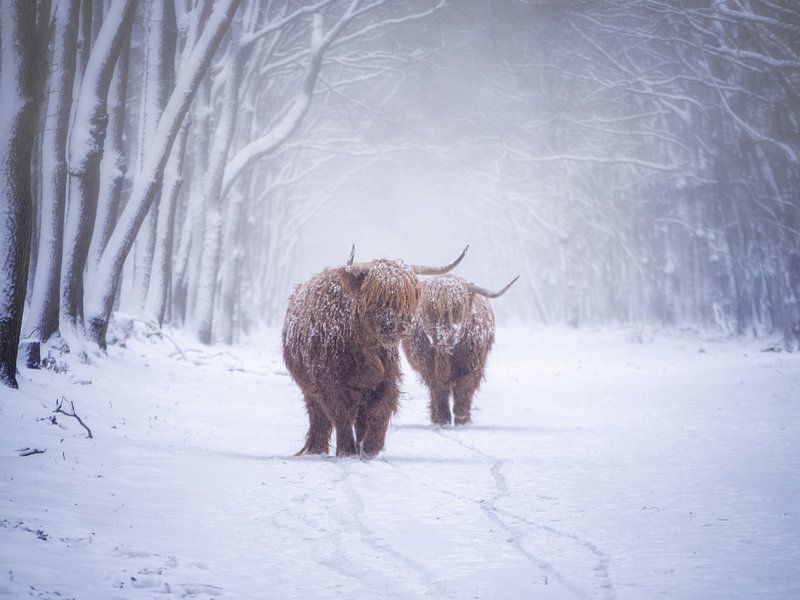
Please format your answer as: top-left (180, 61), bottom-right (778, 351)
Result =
top-left (0, 1), bottom-right (40, 388)
top-left (191, 35), bottom-right (245, 344)
top-left (145, 119), bottom-right (189, 325)
top-left (87, 32), bottom-right (130, 275)
top-left (25, 0), bottom-right (80, 344)
top-left (129, 0), bottom-right (177, 313)
top-left (59, 0), bottom-right (137, 338)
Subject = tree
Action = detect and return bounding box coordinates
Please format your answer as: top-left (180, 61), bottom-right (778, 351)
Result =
top-left (84, 0), bottom-right (243, 348)
top-left (0, 1), bottom-right (40, 388)
top-left (24, 0), bottom-right (80, 346)
top-left (59, 0), bottom-right (138, 340)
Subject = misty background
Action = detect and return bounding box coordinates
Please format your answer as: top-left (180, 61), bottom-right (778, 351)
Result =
top-left (273, 0), bottom-right (800, 341)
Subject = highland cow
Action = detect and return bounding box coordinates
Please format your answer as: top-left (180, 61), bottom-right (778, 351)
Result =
top-left (402, 274), bottom-right (518, 426)
top-left (283, 247), bottom-right (468, 457)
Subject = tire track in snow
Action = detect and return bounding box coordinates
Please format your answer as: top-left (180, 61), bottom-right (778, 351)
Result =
top-left (336, 460), bottom-right (456, 600)
top-left (436, 428), bottom-right (616, 600)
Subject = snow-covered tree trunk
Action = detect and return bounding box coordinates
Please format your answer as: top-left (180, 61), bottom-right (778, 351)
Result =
top-left (70, 0), bottom-right (93, 127)
top-left (84, 0), bottom-right (242, 348)
top-left (191, 35), bottom-right (245, 344)
top-left (87, 34), bottom-right (130, 274)
top-left (129, 0), bottom-right (176, 314)
top-left (213, 98), bottom-right (255, 343)
top-left (168, 3), bottom-right (213, 327)
top-left (0, 1), bottom-right (40, 388)
top-left (214, 183), bottom-right (246, 344)
top-left (171, 171), bottom-right (202, 326)
top-left (179, 78), bottom-right (212, 326)
top-left (59, 0), bottom-right (137, 339)
top-left (24, 0), bottom-right (80, 344)
top-left (144, 119), bottom-right (189, 325)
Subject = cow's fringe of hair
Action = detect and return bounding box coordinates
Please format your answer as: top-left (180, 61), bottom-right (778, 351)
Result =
top-left (422, 276), bottom-right (471, 325)
top-left (358, 260), bottom-right (422, 317)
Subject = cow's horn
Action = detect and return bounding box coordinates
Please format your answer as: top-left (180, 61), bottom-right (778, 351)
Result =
top-left (467, 275), bottom-right (520, 299)
top-left (345, 244), bottom-right (369, 275)
top-left (412, 245), bottom-right (469, 276)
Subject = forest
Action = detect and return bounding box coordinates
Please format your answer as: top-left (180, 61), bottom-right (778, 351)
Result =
top-left (1, 0), bottom-right (799, 389)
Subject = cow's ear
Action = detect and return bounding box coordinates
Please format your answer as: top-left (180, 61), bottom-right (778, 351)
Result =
top-left (339, 268), bottom-right (367, 295)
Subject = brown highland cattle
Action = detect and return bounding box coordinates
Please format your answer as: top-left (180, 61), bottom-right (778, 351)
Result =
top-left (402, 274), bottom-right (518, 426)
top-left (283, 246), bottom-right (468, 457)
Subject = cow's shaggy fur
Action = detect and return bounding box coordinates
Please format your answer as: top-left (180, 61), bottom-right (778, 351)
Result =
top-left (283, 249), bottom-right (466, 457)
top-left (402, 274), bottom-right (516, 425)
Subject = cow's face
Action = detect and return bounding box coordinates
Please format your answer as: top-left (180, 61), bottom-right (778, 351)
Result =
top-left (341, 259), bottom-right (421, 346)
top-left (419, 276), bottom-right (472, 351)
top-left (369, 303), bottom-right (414, 345)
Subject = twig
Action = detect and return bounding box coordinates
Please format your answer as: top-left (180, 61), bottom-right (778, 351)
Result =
top-left (54, 397), bottom-right (93, 439)
top-left (16, 448), bottom-right (46, 457)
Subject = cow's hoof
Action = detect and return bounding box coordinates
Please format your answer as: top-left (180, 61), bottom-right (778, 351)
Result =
top-left (294, 445), bottom-right (329, 456)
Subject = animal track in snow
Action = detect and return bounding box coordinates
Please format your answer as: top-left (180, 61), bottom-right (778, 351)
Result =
top-left (435, 428), bottom-right (617, 600)
top-left (111, 547), bottom-right (221, 598)
top-left (336, 461), bottom-right (455, 599)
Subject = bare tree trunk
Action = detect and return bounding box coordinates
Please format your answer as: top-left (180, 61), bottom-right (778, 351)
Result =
top-left (59, 0), bottom-right (137, 339)
top-left (85, 0), bottom-right (242, 348)
top-left (0, 1), bottom-right (40, 388)
top-left (25, 0), bottom-right (80, 344)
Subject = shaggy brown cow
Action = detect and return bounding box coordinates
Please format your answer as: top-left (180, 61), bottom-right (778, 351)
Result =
top-left (402, 274), bottom-right (518, 426)
top-left (283, 246), bottom-right (468, 457)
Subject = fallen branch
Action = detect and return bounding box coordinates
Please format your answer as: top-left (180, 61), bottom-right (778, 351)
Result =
top-left (54, 397), bottom-right (93, 439)
top-left (16, 447), bottom-right (46, 457)
top-left (143, 329), bottom-right (188, 361)
top-left (122, 316), bottom-right (279, 377)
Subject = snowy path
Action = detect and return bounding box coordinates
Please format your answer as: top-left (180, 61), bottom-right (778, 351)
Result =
top-left (1, 328), bottom-right (799, 599)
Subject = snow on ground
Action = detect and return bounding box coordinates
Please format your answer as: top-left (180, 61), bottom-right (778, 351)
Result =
top-left (1, 326), bottom-right (799, 599)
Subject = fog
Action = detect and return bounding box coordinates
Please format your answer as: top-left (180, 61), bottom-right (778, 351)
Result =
top-left (278, 1), bottom-right (800, 341)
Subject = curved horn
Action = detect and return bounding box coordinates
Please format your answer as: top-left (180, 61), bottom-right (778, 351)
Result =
top-left (412, 245), bottom-right (469, 276)
top-left (345, 244), bottom-right (370, 275)
top-left (467, 275), bottom-right (520, 299)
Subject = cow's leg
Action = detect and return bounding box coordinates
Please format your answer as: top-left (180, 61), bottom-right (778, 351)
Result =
top-left (332, 394), bottom-right (358, 457)
top-left (452, 373), bottom-right (481, 425)
top-left (354, 404), bottom-right (368, 449)
top-left (295, 395), bottom-right (332, 455)
top-left (358, 381), bottom-right (400, 458)
top-left (334, 419), bottom-right (357, 457)
top-left (429, 386), bottom-right (452, 426)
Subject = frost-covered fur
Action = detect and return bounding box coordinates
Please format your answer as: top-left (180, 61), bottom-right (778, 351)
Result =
top-left (283, 260), bottom-right (421, 457)
top-left (402, 275), bottom-right (496, 426)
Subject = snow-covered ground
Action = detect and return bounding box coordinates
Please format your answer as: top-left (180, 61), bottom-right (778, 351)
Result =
top-left (1, 326), bottom-right (799, 599)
